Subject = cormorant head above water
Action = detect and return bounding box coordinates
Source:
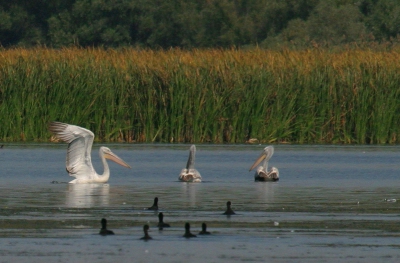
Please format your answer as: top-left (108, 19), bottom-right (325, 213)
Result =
top-left (99, 218), bottom-right (114, 236)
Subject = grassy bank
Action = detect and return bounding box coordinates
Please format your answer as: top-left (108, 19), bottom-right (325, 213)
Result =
top-left (0, 47), bottom-right (399, 144)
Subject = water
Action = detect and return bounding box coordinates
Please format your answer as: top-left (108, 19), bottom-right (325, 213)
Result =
top-left (1, 144), bottom-right (400, 262)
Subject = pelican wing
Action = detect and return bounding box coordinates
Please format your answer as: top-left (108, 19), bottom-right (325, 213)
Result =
top-left (49, 122), bottom-right (95, 178)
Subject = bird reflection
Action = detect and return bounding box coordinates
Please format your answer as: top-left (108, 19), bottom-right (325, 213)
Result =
top-left (255, 182), bottom-right (276, 206)
top-left (181, 182), bottom-right (199, 207)
top-left (65, 183), bottom-right (110, 208)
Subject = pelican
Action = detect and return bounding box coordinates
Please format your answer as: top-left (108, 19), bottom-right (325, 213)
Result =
top-left (249, 146), bottom-right (279, 182)
top-left (48, 121), bottom-right (131, 184)
top-left (179, 145), bottom-right (202, 182)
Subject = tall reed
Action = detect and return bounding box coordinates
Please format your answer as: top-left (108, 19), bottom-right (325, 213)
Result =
top-left (0, 47), bottom-right (399, 144)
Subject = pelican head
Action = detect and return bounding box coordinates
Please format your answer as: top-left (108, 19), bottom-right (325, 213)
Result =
top-left (100, 147), bottom-right (131, 168)
top-left (249, 146), bottom-right (279, 182)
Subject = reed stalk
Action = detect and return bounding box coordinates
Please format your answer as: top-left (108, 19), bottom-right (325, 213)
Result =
top-left (0, 47), bottom-right (399, 144)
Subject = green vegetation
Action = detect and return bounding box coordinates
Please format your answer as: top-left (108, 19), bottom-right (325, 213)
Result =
top-left (0, 0), bottom-right (399, 49)
top-left (0, 48), bottom-right (399, 144)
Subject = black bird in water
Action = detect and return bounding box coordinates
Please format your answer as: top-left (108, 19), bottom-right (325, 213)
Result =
top-left (99, 218), bottom-right (115, 236)
top-left (140, 224), bottom-right (152, 240)
top-left (147, 197), bottom-right (158, 210)
top-left (198, 223), bottom-right (211, 235)
top-left (183, 222), bottom-right (196, 238)
top-left (157, 212), bottom-right (171, 230)
top-left (223, 201), bottom-right (235, 215)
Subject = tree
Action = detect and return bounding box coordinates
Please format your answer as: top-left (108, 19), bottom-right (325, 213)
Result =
top-left (361, 0), bottom-right (400, 41)
top-left (195, 0), bottom-right (239, 47)
top-left (48, 0), bottom-right (139, 47)
top-left (271, 0), bottom-right (367, 47)
top-left (0, 4), bottom-right (44, 46)
top-left (307, 1), bottom-right (366, 44)
top-left (136, 0), bottom-right (196, 48)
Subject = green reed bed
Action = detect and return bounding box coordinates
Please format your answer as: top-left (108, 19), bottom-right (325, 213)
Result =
top-left (0, 47), bottom-right (399, 144)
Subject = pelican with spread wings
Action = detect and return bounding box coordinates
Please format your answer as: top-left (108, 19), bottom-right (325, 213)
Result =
top-left (49, 121), bottom-right (131, 183)
top-left (249, 146), bottom-right (279, 182)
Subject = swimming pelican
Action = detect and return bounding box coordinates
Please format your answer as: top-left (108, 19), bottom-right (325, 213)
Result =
top-left (99, 218), bottom-right (114, 235)
top-left (198, 223), bottom-right (211, 235)
top-left (183, 222), bottom-right (196, 238)
top-left (223, 201), bottom-right (235, 215)
top-left (140, 225), bottom-right (152, 240)
top-left (48, 121), bottom-right (131, 184)
top-left (249, 146), bottom-right (279, 182)
top-left (179, 145), bottom-right (202, 182)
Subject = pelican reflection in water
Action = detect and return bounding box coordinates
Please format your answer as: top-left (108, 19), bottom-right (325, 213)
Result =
top-left (48, 121), bottom-right (131, 183)
top-left (66, 184), bottom-right (110, 208)
top-left (179, 145), bottom-right (202, 182)
top-left (249, 146), bottom-right (279, 182)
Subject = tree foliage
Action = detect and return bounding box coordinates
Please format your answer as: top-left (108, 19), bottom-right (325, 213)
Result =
top-left (0, 0), bottom-right (398, 48)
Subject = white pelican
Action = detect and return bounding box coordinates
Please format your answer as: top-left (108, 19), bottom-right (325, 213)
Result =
top-left (249, 146), bottom-right (279, 182)
top-left (179, 145), bottom-right (202, 182)
top-left (48, 121), bottom-right (131, 184)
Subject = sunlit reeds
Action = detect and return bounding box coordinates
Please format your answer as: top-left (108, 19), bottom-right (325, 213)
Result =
top-left (0, 47), bottom-right (399, 144)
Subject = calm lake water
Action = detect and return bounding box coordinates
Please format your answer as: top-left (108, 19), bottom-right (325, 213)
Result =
top-left (1, 144), bottom-right (400, 262)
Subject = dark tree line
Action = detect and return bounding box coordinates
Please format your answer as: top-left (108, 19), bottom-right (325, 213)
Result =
top-left (0, 0), bottom-right (399, 48)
